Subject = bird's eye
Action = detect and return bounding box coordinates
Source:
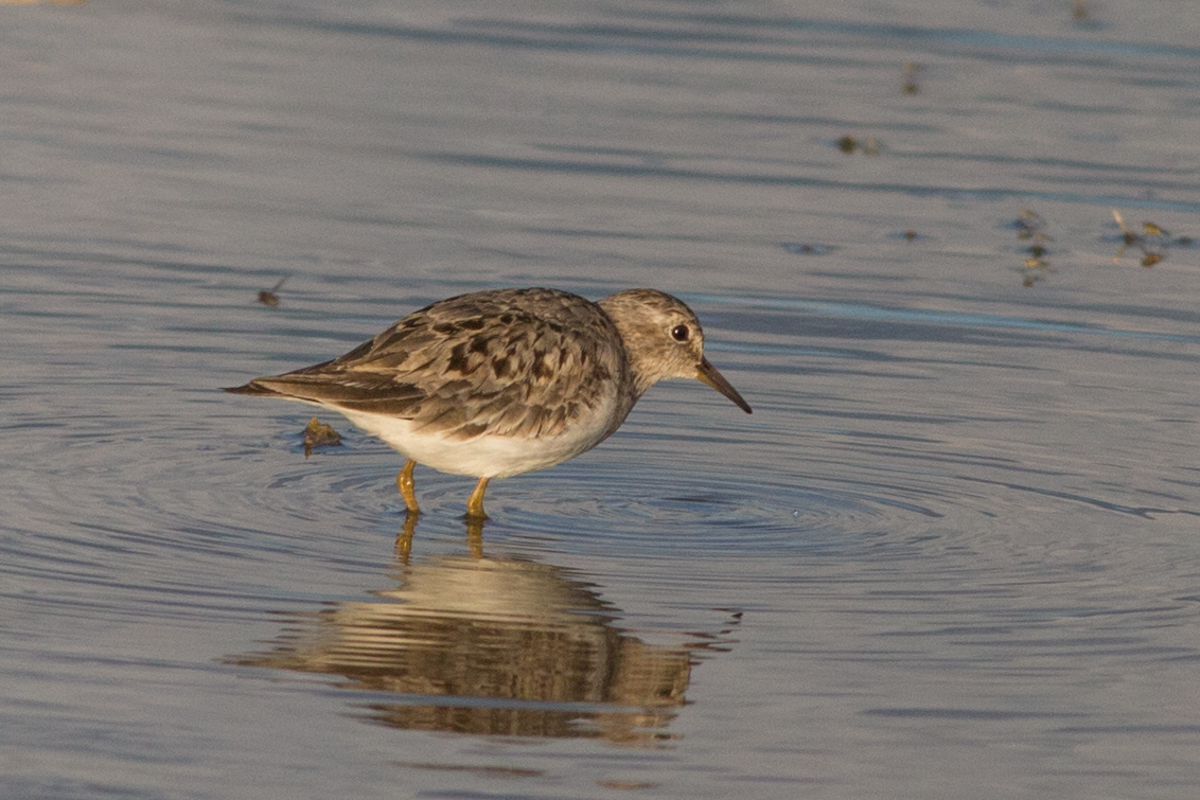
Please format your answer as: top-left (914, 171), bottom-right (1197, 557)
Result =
top-left (671, 324), bottom-right (690, 342)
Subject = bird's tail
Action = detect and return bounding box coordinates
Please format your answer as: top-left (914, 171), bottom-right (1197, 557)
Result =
top-left (222, 381), bottom-right (279, 396)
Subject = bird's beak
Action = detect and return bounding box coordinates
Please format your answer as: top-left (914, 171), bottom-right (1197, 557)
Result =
top-left (696, 357), bottom-right (752, 414)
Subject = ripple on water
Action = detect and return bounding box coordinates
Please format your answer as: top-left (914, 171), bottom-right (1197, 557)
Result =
top-left (470, 454), bottom-right (947, 563)
top-left (9, 352), bottom-right (1179, 637)
top-left (207, 389), bottom-right (988, 568)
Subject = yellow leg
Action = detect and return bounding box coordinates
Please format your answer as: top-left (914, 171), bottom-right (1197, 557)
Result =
top-left (465, 516), bottom-right (484, 559)
top-left (395, 510), bottom-right (418, 564)
top-left (466, 476), bottom-right (490, 520)
top-left (397, 459), bottom-right (420, 514)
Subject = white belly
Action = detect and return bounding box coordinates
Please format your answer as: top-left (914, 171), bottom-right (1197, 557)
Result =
top-left (329, 402), bottom-right (620, 479)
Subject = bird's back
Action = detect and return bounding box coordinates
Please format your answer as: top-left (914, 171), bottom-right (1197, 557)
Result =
top-left (229, 288), bottom-right (634, 443)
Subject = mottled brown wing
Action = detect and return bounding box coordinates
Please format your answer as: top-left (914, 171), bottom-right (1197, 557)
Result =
top-left (242, 289), bottom-right (626, 440)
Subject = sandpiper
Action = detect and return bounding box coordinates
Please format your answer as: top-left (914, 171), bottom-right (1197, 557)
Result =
top-left (226, 287), bottom-right (751, 518)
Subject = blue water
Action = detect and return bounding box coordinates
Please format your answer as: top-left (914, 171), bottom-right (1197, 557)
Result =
top-left (4, 1), bottom-right (1200, 798)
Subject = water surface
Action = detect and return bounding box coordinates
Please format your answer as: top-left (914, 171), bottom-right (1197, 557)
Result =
top-left (4, 1), bottom-right (1200, 798)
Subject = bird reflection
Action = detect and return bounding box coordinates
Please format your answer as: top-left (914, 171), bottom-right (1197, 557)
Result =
top-left (229, 519), bottom-right (737, 745)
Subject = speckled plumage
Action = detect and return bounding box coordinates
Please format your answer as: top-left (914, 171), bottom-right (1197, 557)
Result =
top-left (225, 287), bottom-right (751, 518)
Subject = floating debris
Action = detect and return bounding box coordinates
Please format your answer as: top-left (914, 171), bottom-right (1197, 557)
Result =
top-left (257, 275), bottom-right (289, 307)
top-left (885, 229), bottom-right (926, 242)
top-left (901, 62), bottom-right (923, 95)
top-left (1012, 209), bottom-right (1053, 287)
top-left (1111, 210), bottom-right (1192, 267)
top-left (303, 417), bottom-right (342, 458)
top-left (1069, 0), bottom-right (1104, 29)
top-left (835, 135), bottom-right (880, 156)
top-left (781, 242), bottom-right (837, 256)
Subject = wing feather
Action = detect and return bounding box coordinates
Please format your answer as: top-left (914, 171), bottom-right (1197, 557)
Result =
top-left (229, 289), bottom-right (628, 440)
